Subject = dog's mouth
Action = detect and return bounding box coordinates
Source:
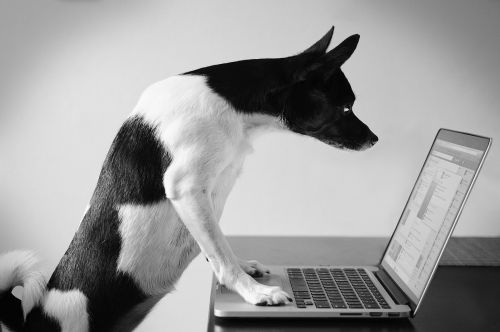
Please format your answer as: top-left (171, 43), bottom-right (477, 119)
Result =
top-left (312, 127), bottom-right (378, 151)
top-left (301, 123), bottom-right (378, 151)
top-left (315, 135), bottom-right (375, 151)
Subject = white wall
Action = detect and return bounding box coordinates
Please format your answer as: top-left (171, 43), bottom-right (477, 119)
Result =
top-left (1, 0), bottom-right (499, 330)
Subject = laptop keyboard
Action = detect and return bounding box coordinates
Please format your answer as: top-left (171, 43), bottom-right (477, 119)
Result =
top-left (287, 268), bottom-right (391, 309)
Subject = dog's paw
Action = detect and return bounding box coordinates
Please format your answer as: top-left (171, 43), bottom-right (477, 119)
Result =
top-left (243, 284), bottom-right (293, 306)
top-left (230, 269), bottom-right (292, 306)
top-left (238, 259), bottom-right (270, 278)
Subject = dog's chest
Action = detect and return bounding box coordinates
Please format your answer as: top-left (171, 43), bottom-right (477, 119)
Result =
top-left (116, 200), bottom-right (199, 295)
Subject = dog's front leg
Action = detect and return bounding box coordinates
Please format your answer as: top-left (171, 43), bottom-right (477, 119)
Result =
top-left (166, 170), bottom-right (291, 305)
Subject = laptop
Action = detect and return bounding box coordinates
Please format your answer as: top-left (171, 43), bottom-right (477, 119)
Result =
top-left (214, 128), bottom-right (492, 318)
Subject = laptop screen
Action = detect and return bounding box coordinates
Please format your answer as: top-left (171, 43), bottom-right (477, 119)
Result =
top-left (381, 129), bottom-right (490, 306)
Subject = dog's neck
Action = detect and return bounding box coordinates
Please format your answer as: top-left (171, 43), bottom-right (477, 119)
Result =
top-left (185, 56), bottom-right (301, 117)
top-left (241, 113), bottom-right (285, 140)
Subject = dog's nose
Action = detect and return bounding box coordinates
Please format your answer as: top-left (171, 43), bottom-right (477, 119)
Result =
top-left (371, 134), bottom-right (378, 145)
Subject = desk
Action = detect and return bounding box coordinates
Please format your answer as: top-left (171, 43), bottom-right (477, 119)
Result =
top-left (207, 237), bottom-right (500, 332)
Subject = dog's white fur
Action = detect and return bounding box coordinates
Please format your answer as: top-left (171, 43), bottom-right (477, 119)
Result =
top-left (1, 322), bottom-right (13, 332)
top-left (117, 200), bottom-right (198, 296)
top-left (43, 289), bottom-right (89, 332)
top-left (0, 251), bottom-right (46, 318)
top-left (129, 75), bottom-right (291, 304)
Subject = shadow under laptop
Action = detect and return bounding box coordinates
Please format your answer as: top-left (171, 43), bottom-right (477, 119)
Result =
top-left (212, 317), bottom-right (416, 332)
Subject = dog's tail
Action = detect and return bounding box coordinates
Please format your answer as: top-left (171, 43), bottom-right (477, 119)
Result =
top-left (0, 251), bottom-right (46, 332)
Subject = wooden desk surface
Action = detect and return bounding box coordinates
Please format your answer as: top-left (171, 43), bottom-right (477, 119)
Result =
top-left (207, 237), bottom-right (500, 332)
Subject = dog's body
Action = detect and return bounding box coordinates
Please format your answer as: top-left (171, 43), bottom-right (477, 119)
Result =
top-left (0, 27), bottom-right (377, 331)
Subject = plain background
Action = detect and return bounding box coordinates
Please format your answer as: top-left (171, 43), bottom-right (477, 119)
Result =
top-left (1, 0), bottom-right (499, 330)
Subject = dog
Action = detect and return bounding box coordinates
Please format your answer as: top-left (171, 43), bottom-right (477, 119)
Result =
top-left (0, 26), bottom-right (377, 332)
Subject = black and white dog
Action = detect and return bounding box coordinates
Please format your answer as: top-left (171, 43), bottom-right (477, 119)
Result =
top-left (0, 26), bottom-right (377, 331)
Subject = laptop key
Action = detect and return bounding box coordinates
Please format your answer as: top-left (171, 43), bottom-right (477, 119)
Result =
top-left (346, 299), bottom-right (362, 304)
top-left (313, 297), bottom-right (328, 302)
top-left (329, 297), bottom-right (344, 302)
top-left (295, 296), bottom-right (311, 300)
top-left (329, 298), bottom-right (344, 303)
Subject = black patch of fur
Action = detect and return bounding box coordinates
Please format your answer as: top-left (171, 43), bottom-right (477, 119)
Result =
top-left (24, 307), bottom-right (61, 332)
top-left (31, 116), bottom-right (171, 331)
top-left (186, 57), bottom-right (294, 116)
top-left (91, 115), bottom-right (171, 205)
top-left (0, 292), bottom-right (24, 331)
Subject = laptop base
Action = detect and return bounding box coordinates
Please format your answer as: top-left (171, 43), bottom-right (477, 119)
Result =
top-left (214, 265), bottom-right (411, 318)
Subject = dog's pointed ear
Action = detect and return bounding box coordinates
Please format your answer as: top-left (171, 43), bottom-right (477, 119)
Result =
top-left (293, 33), bottom-right (359, 82)
top-left (291, 27), bottom-right (335, 82)
top-left (302, 26), bottom-right (335, 56)
top-left (324, 34), bottom-right (360, 68)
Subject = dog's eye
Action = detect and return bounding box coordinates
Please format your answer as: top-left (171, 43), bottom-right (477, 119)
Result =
top-left (343, 105), bottom-right (352, 113)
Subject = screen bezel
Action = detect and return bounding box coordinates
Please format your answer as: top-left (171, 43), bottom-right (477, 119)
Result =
top-left (378, 128), bottom-right (491, 316)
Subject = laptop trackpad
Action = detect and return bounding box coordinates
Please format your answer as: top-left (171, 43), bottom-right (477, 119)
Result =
top-left (254, 273), bottom-right (284, 287)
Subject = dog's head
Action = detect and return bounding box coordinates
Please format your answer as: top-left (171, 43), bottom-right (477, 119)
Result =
top-left (271, 27), bottom-right (377, 151)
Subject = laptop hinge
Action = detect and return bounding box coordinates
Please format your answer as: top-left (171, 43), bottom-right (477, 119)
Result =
top-left (374, 268), bottom-right (409, 306)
